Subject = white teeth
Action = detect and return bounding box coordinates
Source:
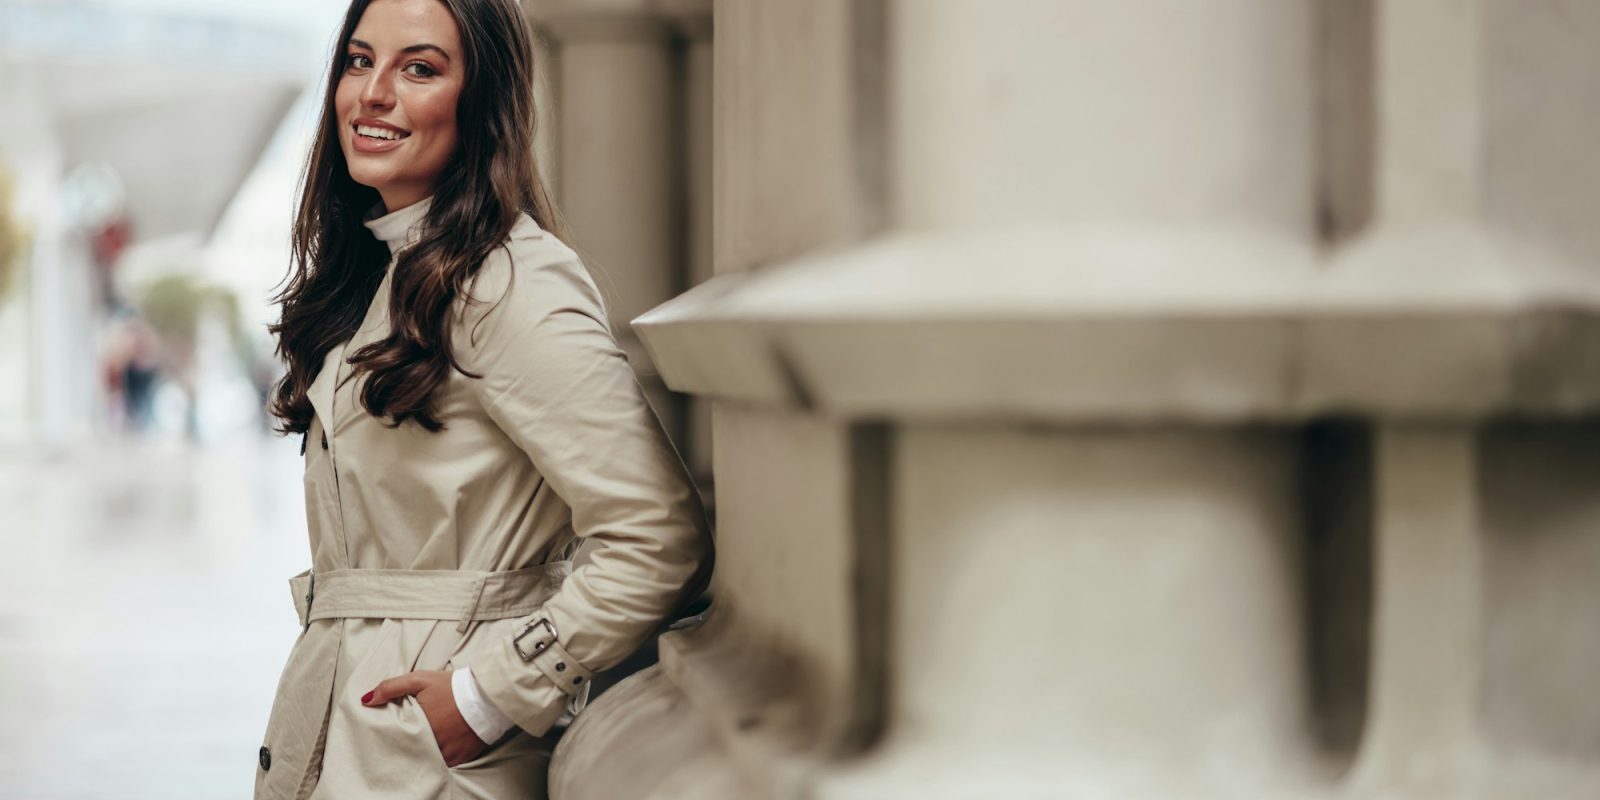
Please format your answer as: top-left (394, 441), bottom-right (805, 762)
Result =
top-left (355, 124), bottom-right (405, 141)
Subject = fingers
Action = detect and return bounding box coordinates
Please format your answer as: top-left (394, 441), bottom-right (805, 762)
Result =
top-left (361, 672), bottom-right (426, 706)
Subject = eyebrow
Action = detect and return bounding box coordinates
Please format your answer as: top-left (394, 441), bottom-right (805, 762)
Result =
top-left (348, 38), bottom-right (453, 63)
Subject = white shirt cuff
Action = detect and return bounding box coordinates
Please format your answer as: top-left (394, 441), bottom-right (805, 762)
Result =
top-left (452, 666), bottom-right (517, 744)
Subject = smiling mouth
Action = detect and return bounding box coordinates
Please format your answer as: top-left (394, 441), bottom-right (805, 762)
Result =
top-left (354, 123), bottom-right (410, 141)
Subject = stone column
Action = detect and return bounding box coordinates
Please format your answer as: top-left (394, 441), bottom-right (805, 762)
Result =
top-left (677, 7), bottom-right (715, 482)
top-left (1317, 1), bottom-right (1600, 797)
top-left (0, 81), bottom-right (64, 445)
top-left (525, 0), bottom-right (705, 450)
top-left (576, 0), bottom-right (1330, 795)
top-left (557, 0), bottom-right (1600, 798)
top-left (530, 26), bottom-right (560, 201)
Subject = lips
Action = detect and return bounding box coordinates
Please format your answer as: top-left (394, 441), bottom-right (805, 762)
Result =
top-left (355, 124), bottom-right (407, 140)
top-left (349, 119), bottom-right (410, 153)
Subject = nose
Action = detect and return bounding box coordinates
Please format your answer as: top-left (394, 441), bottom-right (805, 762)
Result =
top-left (358, 66), bottom-right (396, 110)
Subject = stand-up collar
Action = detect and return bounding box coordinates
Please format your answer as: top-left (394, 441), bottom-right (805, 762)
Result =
top-left (362, 195), bottom-right (433, 255)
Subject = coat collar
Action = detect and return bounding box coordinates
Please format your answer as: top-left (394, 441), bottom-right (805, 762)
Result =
top-left (363, 195), bottom-right (433, 255)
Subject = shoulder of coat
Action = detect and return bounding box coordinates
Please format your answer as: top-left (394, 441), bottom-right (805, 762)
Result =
top-left (508, 210), bottom-right (547, 241)
top-left (459, 215), bottom-right (593, 312)
top-left (497, 212), bottom-right (578, 267)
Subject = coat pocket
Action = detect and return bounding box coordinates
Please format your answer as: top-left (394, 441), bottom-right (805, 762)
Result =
top-left (443, 728), bottom-right (554, 800)
top-left (398, 693), bottom-right (452, 773)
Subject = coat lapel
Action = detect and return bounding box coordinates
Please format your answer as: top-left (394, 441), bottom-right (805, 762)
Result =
top-left (307, 342), bottom-right (343, 437)
top-left (309, 270), bottom-right (393, 436)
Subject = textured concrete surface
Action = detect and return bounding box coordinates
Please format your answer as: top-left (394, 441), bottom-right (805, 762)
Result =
top-left (607, 0), bottom-right (1600, 797)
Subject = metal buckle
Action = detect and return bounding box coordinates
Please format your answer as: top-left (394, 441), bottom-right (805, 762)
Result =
top-left (512, 618), bottom-right (558, 662)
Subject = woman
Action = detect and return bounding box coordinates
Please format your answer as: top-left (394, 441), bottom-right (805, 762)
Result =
top-left (255, 0), bottom-right (713, 797)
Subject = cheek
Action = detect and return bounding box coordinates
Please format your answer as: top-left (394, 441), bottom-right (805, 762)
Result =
top-left (413, 88), bottom-right (460, 153)
top-left (334, 78), bottom-right (361, 117)
top-left (333, 82), bottom-right (359, 140)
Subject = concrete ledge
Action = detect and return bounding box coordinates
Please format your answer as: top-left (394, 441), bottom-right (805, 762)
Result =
top-left (631, 223), bottom-right (1600, 422)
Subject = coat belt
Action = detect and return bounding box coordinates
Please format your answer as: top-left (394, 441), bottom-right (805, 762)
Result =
top-left (289, 564), bottom-right (569, 632)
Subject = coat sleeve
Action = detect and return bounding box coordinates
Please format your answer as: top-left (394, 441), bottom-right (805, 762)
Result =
top-left (451, 234), bottom-right (714, 736)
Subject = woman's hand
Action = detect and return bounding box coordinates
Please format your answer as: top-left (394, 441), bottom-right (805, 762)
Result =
top-left (362, 670), bottom-right (489, 767)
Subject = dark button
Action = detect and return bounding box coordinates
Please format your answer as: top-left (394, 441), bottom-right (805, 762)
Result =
top-left (573, 676), bottom-right (583, 685)
top-left (554, 662), bottom-right (566, 672)
top-left (259, 745), bottom-right (272, 771)
top-left (321, 432), bottom-right (329, 450)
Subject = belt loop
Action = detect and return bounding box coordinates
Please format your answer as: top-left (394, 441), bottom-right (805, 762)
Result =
top-left (302, 571), bottom-right (315, 630)
top-left (456, 573), bottom-right (489, 633)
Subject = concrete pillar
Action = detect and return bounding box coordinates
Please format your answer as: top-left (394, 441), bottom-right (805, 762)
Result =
top-left (1353, 426), bottom-right (1483, 796)
top-left (561, 0), bottom-right (1600, 798)
top-left (527, 0), bottom-right (705, 450)
top-left (0, 81), bottom-right (60, 445)
top-left (1320, 2), bottom-right (1600, 797)
top-left (893, 0), bottom-right (1313, 235)
top-left (531, 27), bottom-right (561, 201)
top-left (679, 11), bottom-right (714, 482)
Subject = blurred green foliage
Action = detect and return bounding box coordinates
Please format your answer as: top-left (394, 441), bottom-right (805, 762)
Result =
top-left (135, 273), bottom-right (245, 352)
top-left (0, 161), bottom-right (30, 302)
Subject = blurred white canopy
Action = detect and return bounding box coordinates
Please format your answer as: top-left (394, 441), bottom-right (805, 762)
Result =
top-left (0, 0), bottom-right (318, 240)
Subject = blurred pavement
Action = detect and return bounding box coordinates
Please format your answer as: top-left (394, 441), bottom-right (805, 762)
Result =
top-left (0, 434), bottom-right (309, 799)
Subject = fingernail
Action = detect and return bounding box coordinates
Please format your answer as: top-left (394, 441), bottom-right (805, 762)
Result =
top-left (361, 690), bottom-right (374, 704)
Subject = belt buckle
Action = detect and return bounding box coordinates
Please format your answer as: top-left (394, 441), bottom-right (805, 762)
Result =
top-left (512, 618), bottom-right (558, 662)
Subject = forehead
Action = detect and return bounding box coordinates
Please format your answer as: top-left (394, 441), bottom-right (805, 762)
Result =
top-left (351, 0), bottom-right (461, 51)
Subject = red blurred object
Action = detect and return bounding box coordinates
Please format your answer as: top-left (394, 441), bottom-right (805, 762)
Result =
top-left (91, 215), bottom-right (132, 269)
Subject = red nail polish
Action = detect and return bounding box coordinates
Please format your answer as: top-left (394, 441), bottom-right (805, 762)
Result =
top-left (361, 691), bottom-right (374, 703)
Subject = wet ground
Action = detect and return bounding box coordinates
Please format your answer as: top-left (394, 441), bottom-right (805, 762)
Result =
top-left (0, 434), bottom-right (310, 799)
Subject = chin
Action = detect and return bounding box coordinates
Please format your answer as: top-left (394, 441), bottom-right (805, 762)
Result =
top-left (346, 163), bottom-right (392, 192)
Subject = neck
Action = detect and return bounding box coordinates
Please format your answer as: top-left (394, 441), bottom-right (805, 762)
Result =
top-left (378, 186), bottom-right (430, 216)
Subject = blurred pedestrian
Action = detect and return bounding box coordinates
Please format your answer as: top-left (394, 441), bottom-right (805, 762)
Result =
top-left (122, 316), bottom-right (160, 433)
top-left (101, 310), bottom-right (162, 435)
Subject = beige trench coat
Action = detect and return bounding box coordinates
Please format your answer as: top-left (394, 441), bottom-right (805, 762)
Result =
top-left (254, 197), bottom-right (713, 800)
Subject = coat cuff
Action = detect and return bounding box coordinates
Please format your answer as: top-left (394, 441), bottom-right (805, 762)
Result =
top-left (451, 666), bottom-right (516, 744)
top-left (459, 621), bottom-right (587, 737)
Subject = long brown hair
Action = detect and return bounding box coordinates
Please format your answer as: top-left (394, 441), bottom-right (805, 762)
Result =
top-left (269, 0), bottom-right (562, 434)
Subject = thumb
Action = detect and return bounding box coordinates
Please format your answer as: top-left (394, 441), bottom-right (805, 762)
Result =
top-left (362, 672), bottom-right (424, 706)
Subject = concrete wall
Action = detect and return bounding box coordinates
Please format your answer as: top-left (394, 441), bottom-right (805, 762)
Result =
top-left (552, 1), bottom-right (1600, 797)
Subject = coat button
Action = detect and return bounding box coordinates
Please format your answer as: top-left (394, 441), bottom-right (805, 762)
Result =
top-left (555, 662), bottom-right (566, 672)
top-left (259, 745), bottom-right (272, 771)
top-left (321, 432), bottom-right (329, 450)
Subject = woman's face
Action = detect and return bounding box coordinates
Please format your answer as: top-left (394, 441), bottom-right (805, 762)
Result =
top-left (336, 0), bottom-right (464, 213)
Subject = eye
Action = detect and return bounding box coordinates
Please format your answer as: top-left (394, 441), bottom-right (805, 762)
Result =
top-left (345, 53), bottom-right (372, 71)
top-left (403, 61), bottom-right (437, 78)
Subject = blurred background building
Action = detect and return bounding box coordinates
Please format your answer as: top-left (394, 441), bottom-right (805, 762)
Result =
top-left (4, 0), bottom-right (1600, 798)
top-left (0, 0), bottom-right (315, 448)
top-left (1, 1), bottom-right (340, 797)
